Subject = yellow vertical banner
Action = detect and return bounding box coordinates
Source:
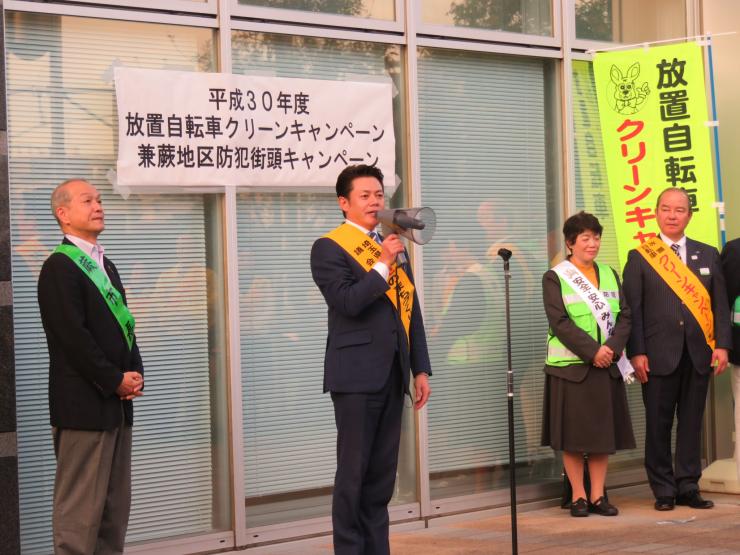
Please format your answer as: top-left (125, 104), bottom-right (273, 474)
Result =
top-left (572, 60), bottom-right (619, 267)
top-left (593, 42), bottom-right (719, 267)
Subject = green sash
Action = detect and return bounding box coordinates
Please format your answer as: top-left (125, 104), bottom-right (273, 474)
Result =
top-left (54, 243), bottom-right (136, 350)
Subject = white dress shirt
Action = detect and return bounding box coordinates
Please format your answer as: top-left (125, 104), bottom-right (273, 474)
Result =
top-left (660, 233), bottom-right (687, 263)
top-left (344, 219), bottom-right (390, 281)
top-left (65, 234), bottom-right (109, 280)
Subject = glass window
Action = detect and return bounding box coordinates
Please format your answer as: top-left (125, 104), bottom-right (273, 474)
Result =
top-left (231, 31), bottom-right (414, 528)
top-left (417, 47), bottom-right (562, 500)
top-left (236, 0), bottom-right (395, 21)
top-left (575, 0), bottom-right (687, 43)
top-left (6, 13), bottom-right (230, 552)
top-left (422, 0), bottom-right (553, 36)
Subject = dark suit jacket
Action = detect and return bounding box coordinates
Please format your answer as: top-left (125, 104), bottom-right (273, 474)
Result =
top-left (543, 265), bottom-right (632, 383)
top-left (721, 237), bottom-right (740, 365)
top-left (38, 238), bottom-right (143, 430)
top-left (311, 235), bottom-right (431, 394)
top-left (623, 237), bottom-right (732, 375)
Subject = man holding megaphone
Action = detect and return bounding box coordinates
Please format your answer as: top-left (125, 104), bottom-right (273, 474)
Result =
top-left (311, 164), bottom-right (432, 555)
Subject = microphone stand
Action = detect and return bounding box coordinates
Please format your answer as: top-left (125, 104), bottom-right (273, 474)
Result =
top-left (498, 248), bottom-right (518, 555)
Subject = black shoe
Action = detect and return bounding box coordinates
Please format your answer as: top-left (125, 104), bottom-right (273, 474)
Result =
top-left (676, 491), bottom-right (714, 509)
top-left (588, 496), bottom-right (619, 516)
top-left (654, 496), bottom-right (675, 511)
top-left (570, 497), bottom-right (589, 517)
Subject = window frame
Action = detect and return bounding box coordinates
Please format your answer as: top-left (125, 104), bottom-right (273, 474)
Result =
top-left (415, 0), bottom-right (561, 49)
top-left (230, 0), bottom-right (404, 34)
top-left (0, 1), bottom-right (713, 553)
top-left (568, 0), bottom-right (692, 52)
top-left (4, 0), bottom-right (218, 26)
top-left (5, 0), bottom-right (217, 15)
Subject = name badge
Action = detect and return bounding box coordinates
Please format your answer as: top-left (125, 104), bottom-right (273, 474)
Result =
top-left (699, 267), bottom-right (710, 276)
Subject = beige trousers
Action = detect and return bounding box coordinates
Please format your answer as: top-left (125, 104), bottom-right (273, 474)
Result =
top-left (52, 418), bottom-right (132, 555)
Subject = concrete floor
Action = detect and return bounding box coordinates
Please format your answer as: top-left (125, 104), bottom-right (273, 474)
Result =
top-left (240, 484), bottom-right (740, 554)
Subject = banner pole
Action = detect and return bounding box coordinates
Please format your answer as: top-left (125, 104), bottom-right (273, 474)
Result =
top-left (706, 33), bottom-right (727, 247)
top-left (585, 31), bottom-right (736, 55)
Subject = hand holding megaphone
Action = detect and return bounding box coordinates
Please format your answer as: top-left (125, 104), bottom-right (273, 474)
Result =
top-left (377, 234), bottom-right (406, 267)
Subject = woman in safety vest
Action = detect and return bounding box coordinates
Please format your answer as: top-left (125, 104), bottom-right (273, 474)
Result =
top-left (541, 211), bottom-right (635, 517)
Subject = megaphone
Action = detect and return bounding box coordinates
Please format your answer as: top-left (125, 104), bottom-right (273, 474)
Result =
top-left (377, 207), bottom-right (437, 245)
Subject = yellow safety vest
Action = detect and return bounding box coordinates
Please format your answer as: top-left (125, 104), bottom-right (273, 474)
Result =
top-left (546, 262), bottom-right (620, 367)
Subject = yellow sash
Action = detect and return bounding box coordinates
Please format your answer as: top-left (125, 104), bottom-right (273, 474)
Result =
top-left (636, 236), bottom-right (715, 350)
top-left (325, 223), bottom-right (414, 344)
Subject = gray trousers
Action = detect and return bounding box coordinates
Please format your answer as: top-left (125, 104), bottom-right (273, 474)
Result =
top-left (52, 418), bottom-right (132, 555)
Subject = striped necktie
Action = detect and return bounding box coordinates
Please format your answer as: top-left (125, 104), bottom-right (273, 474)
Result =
top-left (671, 243), bottom-right (681, 261)
top-left (368, 230), bottom-right (381, 243)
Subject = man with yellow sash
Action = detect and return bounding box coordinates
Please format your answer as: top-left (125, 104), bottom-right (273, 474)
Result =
top-left (720, 237), bottom-right (740, 481)
top-left (623, 187), bottom-right (732, 512)
top-left (311, 165), bottom-right (431, 555)
top-left (37, 179), bottom-right (144, 554)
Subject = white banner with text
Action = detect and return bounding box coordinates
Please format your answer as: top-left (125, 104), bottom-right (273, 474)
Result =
top-left (114, 67), bottom-right (395, 189)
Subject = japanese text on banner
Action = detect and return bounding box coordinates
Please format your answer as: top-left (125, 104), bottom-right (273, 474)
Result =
top-left (593, 42), bottom-right (718, 267)
top-left (114, 68), bottom-right (396, 189)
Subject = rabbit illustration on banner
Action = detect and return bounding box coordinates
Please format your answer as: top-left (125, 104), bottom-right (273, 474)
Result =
top-left (609, 62), bottom-right (650, 115)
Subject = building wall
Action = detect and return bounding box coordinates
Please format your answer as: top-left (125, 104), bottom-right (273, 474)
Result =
top-left (0, 1), bottom-right (22, 553)
top-left (701, 0), bottom-right (740, 461)
top-left (0, 1), bottom-right (735, 553)
top-left (702, 0), bottom-right (740, 241)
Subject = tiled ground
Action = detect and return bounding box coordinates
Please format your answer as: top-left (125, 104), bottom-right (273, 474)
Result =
top-left (243, 485), bottom-right (740, 554)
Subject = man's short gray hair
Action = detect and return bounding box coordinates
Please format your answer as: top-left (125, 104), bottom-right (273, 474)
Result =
top-left (50, 179), bottom-right (90, 225)
top-left (655, 186), bottom-right (691, 210)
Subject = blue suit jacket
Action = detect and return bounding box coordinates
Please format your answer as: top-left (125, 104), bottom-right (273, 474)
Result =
top-left (623, 237), bottom-right (732, 376)
top-left (311, 235), bottom-right (431, 394)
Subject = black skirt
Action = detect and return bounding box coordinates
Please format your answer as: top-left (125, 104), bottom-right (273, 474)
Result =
top-left (541, 365), bottom-right (636, 454)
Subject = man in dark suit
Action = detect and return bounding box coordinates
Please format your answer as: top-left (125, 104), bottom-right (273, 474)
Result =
top-left (720, 237), bottom-right (740, 471)
top-left (721, 237), bottom-right (740, 364)
top-left (623, 187), bottom-right (731, 511)
top-left (38, 179), bottom-right (144, 554)
top-left (311, 165), bottom-right (431, 555)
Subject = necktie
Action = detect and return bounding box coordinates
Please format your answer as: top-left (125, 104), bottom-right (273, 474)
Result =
top-left (91, 245), bottom-right (108, 279)
top-left (368, 231), bottom-right (381, 243)
top-left (91, 245), bottom-right (103, 267)
top-left (671, 243), bottom-right (681, 261)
